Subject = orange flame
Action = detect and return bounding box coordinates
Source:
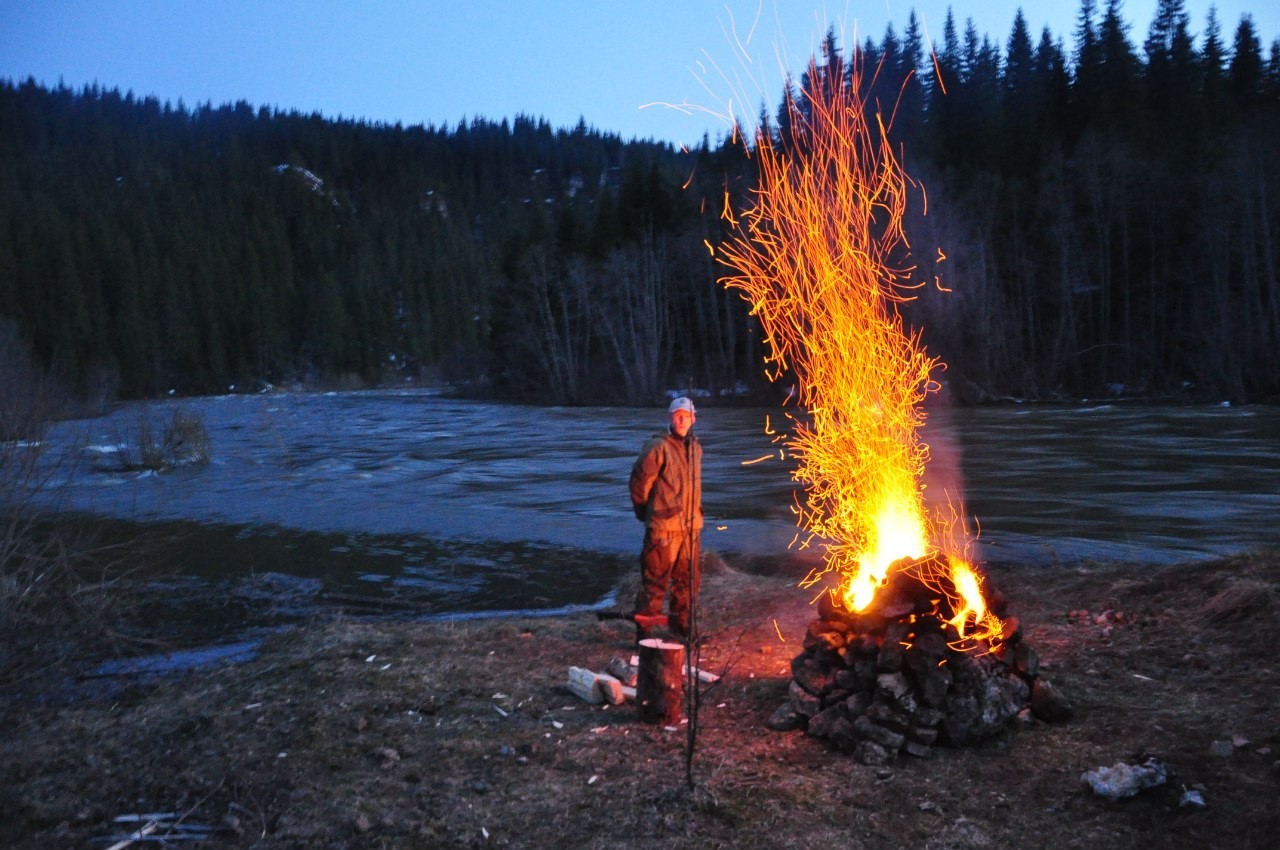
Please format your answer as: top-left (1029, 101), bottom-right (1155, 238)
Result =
top-left (717, 52), bottom-right (1002, 648)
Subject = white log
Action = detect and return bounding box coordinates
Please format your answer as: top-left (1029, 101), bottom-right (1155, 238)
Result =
top-left (596, 673), bottom-right (626, 705)
top-left (604, 655), bottom-right (638, 687)
top-left (626, 652), bottom-right (717, 683)
top-left (687, 665), bottom-right (720, 683)
top-left (567, 666), bottom-right (604, 704)
top-left (566, 667), bottom-right (626, 705)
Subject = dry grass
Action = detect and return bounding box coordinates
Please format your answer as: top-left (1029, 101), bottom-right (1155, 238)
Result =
top-left (2, 552), bottom-right (1278, 849)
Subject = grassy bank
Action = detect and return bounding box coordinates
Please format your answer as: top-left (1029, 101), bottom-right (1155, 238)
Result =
top-left (2, 552), bottom-right (1278, 849)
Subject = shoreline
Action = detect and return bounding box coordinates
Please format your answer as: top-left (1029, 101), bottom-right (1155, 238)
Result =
top-left (2, 550), bottom-right (1277, 848)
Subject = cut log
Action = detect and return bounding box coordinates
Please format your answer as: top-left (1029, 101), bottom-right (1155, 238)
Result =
top-left (604, 655), bottom-right (639, 687)
top-left (596, 673), bottom-right (626, 705)
top-left (565, 667), bottom-right (626, 705)
top-left (636, 638), bottom-right (685, 725)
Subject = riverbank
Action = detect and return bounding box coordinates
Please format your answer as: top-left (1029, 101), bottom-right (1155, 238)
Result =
top-left (2, 551), bottom-right (1278, 849)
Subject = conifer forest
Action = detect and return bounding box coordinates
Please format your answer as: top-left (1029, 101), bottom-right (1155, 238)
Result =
top-left (2, 1), bottom-right (1278, 406)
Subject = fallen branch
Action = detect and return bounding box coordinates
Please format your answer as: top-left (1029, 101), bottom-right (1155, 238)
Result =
top-left (104, 818), bottom-right (158, 850)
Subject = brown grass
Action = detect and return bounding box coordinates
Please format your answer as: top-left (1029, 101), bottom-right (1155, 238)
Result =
top-left (2, 552), bottom-right (1278, 849)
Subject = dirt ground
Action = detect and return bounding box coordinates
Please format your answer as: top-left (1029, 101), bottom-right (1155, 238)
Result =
top-left (2, 550), bottom-right (1278, 849)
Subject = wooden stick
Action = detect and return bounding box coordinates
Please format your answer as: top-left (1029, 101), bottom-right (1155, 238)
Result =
top-left (105, 819), bottom-right (158, 850)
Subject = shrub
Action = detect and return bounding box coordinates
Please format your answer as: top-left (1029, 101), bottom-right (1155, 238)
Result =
top-left (0, 326), bottom-right (125, 682)
top-left (0, 318), bottom-right (67, 443)
top-left (134, 407), bottom-right (211, 471)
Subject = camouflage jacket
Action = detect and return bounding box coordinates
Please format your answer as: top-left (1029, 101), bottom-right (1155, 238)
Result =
top-left (629, 430), bottom-right (703, 534)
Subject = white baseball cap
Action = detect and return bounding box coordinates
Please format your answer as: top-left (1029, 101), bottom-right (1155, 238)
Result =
top-left (668, 397), bottom-right (696, 414)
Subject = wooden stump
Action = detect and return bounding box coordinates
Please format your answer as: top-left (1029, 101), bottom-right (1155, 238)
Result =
top-left (636, 638), bottom-right (685, 725)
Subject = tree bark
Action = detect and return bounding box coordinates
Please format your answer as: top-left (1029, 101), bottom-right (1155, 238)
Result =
top-left (636, 638), bottom-right (685, 725)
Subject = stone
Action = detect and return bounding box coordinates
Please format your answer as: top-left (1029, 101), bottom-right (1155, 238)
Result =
top-left (791, 654), bottom-right (833, 697)
top-left (851, 659), bottom-right (879, 686)
top-left (1013, 641), bottom-right (1038, 678)
top-left (1081, 757), bottom-right (1170, 799)
top-left (865, 697), bottom-right (911, 732)
top-left (833, 667), bottom-right (863, 691)
top-left (1029, 677), bottom-right (1073, 722)
top-left (872, 586), bottom-right (917, 619)
top-left (805, 705), bottom-right (842, 739)
top-left (808, 707), bottom-right (859, 750)
top-left (913, 706), bottom-right (945, 727)
top-left (767, 702), bottom-right (806, 731)
top-left (1209, 740), bottom-right (1235, 758)
top-left (804, 623), bottom-right (847, 653)
top-left (877, 622), bottom-right (911, 672)
top-left (822, 688), bottom-right (854, 709)
top-left (816, 591), bottom-right (848, 622)
top-left (824, 716), bottom-right (861, 751)
top-left (846, 633), bottom-right (881, 659)
top-left (1179, 789), bottom-right (1207, 809)
top-left (876, 672), bottom-right (911, 699)
top-left (853, 740), bottom-right (892, 766)
top-left (906, 724), bottom-right (939, 746)
top-left (942, 653), bottom-right (1031, 743)
top-left (843, 691), bottom-right (872, 718)
top-left (853, 715), bottom-right (906, 750)
top-left (788, 679), bottom-right (821, 717)
top-left (901, 740), bottom-right (933, 758)
top-left (887, 687), bottom-right (919, 717)
top-left (911, 661), bottom-right (953, 709)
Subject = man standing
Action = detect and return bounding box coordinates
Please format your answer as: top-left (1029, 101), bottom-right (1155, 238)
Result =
top-left (629, 396), bottom-right (703, 643)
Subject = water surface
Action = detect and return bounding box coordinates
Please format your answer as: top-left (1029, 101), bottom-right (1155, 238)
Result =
top-left (34, 391), bottom-right (1280, 616)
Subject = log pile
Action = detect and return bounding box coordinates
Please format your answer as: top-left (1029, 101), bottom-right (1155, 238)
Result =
top-left (768, 559), bottom-right (1073, 765)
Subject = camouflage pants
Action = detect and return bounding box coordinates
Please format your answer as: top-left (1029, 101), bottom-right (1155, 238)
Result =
top-left (634, 529), bottom-right (701, 639)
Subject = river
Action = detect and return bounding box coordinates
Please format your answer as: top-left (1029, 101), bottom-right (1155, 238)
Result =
top-left (31, 390), bottom-right (1280, 618)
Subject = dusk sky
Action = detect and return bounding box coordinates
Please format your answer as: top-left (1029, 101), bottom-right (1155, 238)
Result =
top-left (3, 1), bottom-right (1277, 147)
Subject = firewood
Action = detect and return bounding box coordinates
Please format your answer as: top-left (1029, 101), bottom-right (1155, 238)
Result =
top-left (596, 673), bottom-right (626, 705)
top-left (604, 655), bottom-right (638, 687)
top-left (636, 638), bottom-right (685, 724)
top-left (565, 667), bottom-right (626, 705)
top-left (687, 665), bottom-right (720, 683)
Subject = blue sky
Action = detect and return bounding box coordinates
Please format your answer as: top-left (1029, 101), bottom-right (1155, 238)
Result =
top-left (2, 1), bottom-right (1276, 147)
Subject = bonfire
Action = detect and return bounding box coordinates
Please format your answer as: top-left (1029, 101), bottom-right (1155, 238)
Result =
top-left (716, 49), bottom-right (1070, 761)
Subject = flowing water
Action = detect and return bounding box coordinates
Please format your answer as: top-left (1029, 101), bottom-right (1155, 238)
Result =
top-left (31, 390), bottom-right (1280, 620)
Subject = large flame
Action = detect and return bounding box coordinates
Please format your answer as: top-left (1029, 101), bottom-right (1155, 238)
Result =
top-left (717, 52), bottom-right (1002, 647)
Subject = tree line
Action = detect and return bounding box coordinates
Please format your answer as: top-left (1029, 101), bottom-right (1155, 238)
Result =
top-left (1, 0), bottom-right (1277, 406)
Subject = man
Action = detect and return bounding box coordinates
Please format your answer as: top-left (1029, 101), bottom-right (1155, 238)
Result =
top-left (629, 396), bottom-right (703, 643)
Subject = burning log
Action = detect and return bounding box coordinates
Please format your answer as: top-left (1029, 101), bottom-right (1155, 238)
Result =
top-left (636, 638), bottom-right (685, 725)
top-left (768, 558), bottom-right (1072, 764)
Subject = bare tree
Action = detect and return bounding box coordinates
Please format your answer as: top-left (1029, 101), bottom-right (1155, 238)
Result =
top-left (523, 247), bottom-right (595, 405)
top-left (596, 233), bottom-right (671, 405)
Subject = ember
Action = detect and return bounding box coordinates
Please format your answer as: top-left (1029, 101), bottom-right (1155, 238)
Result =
top-left (767, 558), bottom-right (1072, 764)
top-left (716, 45), bottom-right (1003, 647)
top-left (715, 37), bottom-right (1070, 758)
